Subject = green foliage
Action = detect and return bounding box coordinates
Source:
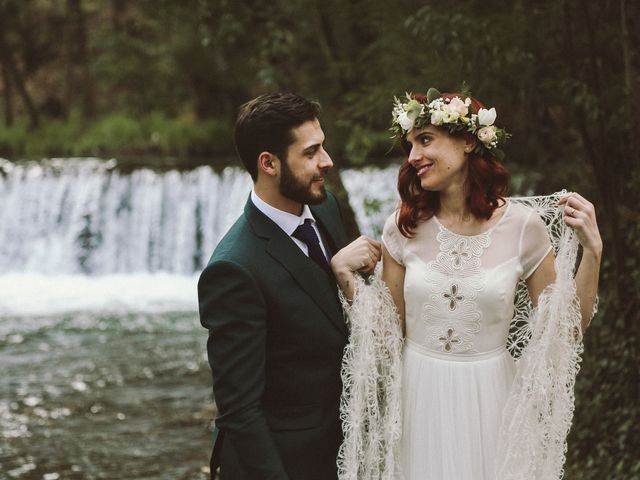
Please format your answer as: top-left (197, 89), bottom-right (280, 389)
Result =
top-left (75, 114), bottom-right (145, 155)
top-left (565, 311), bottom-right (640, 479)
top-left (142, 113), bottom-right (232, 157)
top-left (0, 116), bottom-right (81, 158)
top-left (0, 113), bottom-right (231, 160)
top-left (343, 125), bottom-right (392, 166)
top-left (0, 120), bottom-right (28, 157)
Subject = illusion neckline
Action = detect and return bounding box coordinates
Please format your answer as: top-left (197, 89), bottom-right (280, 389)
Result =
top-left (433, 201), bottom-right (512, 238)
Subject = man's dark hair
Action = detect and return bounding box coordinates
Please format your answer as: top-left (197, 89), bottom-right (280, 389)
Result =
top-left (234, 92), bottom-right (321, 181)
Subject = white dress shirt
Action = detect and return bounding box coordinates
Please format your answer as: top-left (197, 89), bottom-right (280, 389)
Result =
top-left (250, 190), bottom-right (329, 260)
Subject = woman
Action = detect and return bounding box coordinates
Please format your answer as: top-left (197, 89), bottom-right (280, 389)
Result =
top-left (331, 88), bottom-right (602, 479)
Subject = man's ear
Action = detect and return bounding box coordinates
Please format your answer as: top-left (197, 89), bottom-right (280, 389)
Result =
top-left (257, 152), bottom-right (278, 177)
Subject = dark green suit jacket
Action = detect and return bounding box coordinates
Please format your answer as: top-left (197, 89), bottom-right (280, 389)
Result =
top-left (198, 191), bottom-right (349, 480)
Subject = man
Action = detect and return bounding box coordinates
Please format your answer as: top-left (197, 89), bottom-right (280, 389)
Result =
top-left (198, 92), bottom-right (380, 479)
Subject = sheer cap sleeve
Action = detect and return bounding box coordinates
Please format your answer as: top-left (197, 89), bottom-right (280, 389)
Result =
top-left (519, 208), bottom-right (553, 280)
top-left (382, 212), bottom-right (406, 266)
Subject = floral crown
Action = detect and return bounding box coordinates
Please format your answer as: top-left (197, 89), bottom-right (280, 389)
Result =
top-left (391, 87), bottom-right (510, 160)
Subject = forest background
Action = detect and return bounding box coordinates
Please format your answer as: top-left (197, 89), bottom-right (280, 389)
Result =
top-left (0, 0), bottom-right (638, 478)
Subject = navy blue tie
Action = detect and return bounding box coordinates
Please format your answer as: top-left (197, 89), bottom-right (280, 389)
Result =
top-left (293, 219), bottom-right (331, 273)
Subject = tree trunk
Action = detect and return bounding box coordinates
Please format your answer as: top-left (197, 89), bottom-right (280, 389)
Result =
top-left (618, 0), bottom-right (639, 408)
top-left (0, 16), bottom-right (15, 127)
top-left (111, 0), bottom-right (128, 32)
top-left (562, 1), bottom-right (623, 304)
top-left (67, 0), bottom-right (96, 118)
top-left (311, 0), bottom-right (350, 94)
top-left (0, 61), bottom-right (14, 126)
top-left (619, 0), bottom-right (638, 178)
top-left (0, 35), bottom-right (39, 129)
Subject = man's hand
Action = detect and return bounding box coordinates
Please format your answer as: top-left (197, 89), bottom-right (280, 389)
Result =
top-left (330, 236), bottom-right (382, 299)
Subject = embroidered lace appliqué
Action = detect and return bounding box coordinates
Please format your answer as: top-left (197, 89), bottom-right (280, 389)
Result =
top-left (423, 226), bottom-right (491, 353)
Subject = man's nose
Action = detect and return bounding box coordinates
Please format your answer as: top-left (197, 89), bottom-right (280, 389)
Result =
top-left (319, 148), bottom-right (333, 169)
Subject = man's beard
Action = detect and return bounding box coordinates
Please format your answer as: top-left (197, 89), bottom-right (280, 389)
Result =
top-left (279, 159), bottom-right (327, 205)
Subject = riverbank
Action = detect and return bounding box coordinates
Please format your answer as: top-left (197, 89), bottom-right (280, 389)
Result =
top-left (0, 113), bottom-right (395, 172)
top-left (0, 113), bottom-right (233, 164)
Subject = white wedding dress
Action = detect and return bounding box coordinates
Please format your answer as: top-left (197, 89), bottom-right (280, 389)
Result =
top-left (382, 201), bottom-right (552, 480)
top-left (337, 193), bottom-right (587, 480)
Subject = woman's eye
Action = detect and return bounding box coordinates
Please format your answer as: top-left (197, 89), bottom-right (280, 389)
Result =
top-left (420, 136), bottom-right (430, 145)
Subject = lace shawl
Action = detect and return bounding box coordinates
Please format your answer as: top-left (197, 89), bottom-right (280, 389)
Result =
top-left (337, 192), bottom-right (592, 480)
top-left (337, 273), bottom-right (404, 480)
top-left (496, 192), bottom-right (586, 479)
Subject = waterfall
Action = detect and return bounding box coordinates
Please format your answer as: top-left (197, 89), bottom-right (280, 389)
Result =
top-left (0, 158), bottom-right (400, 315)
top-left (0, 158), bottom-right (252, 275)
top-left (341, 165), bottom-right (400, 238)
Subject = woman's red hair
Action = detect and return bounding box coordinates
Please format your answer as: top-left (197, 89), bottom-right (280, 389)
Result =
top-left (396, 92), bottom-right (509, 237)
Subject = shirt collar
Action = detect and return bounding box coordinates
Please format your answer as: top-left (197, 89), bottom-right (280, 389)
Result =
top-left (251, 189), bottom-right (316, 237)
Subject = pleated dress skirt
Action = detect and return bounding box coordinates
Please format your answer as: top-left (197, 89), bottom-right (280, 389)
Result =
top-left (400, 339), bottom-right (517, 480)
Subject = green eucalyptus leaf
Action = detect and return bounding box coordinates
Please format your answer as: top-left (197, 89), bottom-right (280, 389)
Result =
top-left (405, 99), bottom-right (422, 119)
top-left (427, 88), bottom-right (441, 103)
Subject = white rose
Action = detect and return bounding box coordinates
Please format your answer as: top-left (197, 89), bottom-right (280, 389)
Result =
top-left (449, 97), bottom-right (468, 117)
top-left (442, 106), bottom-right (459, 123)
top-left (430, 109), bottom-right (445, 125)
top-left (477, 107), bottom-right (497, 126)
top-left (477, 126), bottom-right (497, 145)
top-left (398, 111), bottom-right (414, 131)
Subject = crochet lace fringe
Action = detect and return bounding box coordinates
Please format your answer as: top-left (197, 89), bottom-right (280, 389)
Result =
top-left (337, 273), bottom-right (404, 480)
top-left (337, 191), bottom-right (592, 480)
top-left (496, 192), bottom-right (585, 480)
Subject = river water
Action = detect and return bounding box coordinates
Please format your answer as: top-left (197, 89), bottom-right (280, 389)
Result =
top-left (0, 310), bottom-right (211, 480)
top-left (0, 159), bottom-right (402, 479)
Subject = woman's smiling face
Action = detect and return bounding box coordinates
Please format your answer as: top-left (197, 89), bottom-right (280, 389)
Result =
top-left (405, 124), bottom-right (473, 193)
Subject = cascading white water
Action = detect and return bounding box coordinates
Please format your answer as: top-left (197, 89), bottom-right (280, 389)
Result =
top-left (0, 158), bottom-right (252, 275)
top-left (0, 158), bottom-right (400, 315)
top-left (341, 165), bottom-right (400, 238)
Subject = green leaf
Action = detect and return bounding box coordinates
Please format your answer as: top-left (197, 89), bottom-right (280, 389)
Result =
top-left (427, 88), bottom-right (441, 103)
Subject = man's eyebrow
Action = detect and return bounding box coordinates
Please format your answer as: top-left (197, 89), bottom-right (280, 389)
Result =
top-left (302, 143), bottom-right (321, 154)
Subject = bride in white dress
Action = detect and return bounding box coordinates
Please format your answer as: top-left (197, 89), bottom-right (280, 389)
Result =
top-left (331, 88), bottom-right (602, 479)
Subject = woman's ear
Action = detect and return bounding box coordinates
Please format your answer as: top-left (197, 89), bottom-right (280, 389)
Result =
top-left (257, 152), bottom-right (278, 177)
top-left (463, 134), bottom-right (478, 154)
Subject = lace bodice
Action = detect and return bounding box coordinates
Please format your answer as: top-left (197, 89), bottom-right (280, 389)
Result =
top-left (382, 202), bottom-right (552, 356)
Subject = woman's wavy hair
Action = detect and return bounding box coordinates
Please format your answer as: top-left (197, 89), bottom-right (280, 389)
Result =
top-left (396, 92), bottom-right (509, 237)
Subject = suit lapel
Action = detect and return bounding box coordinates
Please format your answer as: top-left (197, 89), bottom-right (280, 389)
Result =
top-left (310, 200), bottom-right (347, 255)
top-left (245, 199), bottom-right (348, 338)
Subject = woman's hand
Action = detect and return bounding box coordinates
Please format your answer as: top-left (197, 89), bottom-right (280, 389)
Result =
top-left (559, 192), bottom-right (603, 257)
top-left (559, 192), bottom-right (602, 330)
top-left (331, 236), bottom-right (382, 300)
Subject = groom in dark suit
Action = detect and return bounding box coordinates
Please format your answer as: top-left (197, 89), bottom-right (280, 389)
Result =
top-left (198, 92), bottom-right (380, 479)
